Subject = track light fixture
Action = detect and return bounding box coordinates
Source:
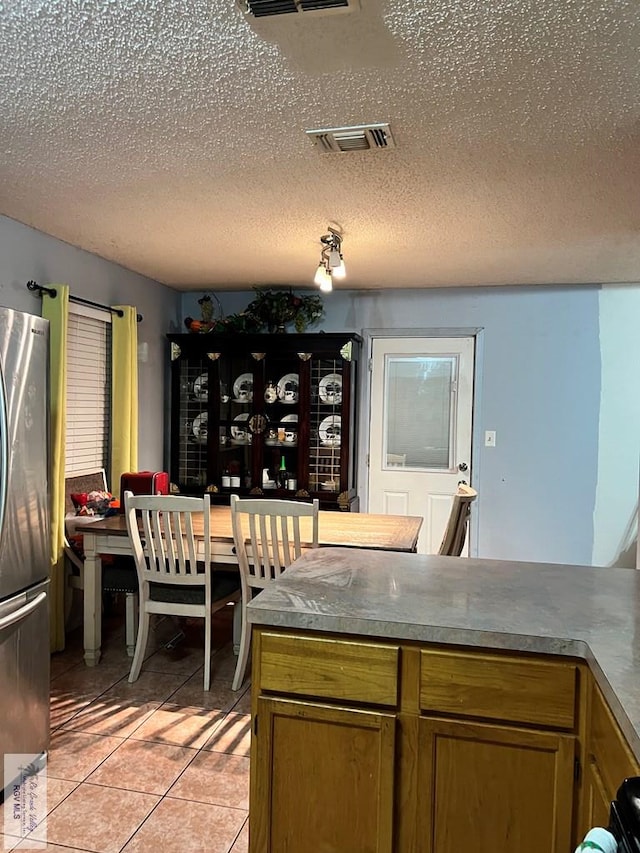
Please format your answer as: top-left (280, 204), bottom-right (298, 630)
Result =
top-left (314, 226), bottom-right (345, 291)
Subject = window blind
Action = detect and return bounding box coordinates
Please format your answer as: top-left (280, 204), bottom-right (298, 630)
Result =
top-left (65, 309), bottom-right (112, 476)
top-left (385, 356), bottom-right (454, 469)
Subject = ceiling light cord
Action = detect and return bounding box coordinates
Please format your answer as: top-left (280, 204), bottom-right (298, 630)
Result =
top-left (314, 226), bottom-right (345, 292)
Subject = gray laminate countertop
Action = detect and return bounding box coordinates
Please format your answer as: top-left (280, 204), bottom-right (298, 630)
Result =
top-left (247, 547), bottom-right (640, 757)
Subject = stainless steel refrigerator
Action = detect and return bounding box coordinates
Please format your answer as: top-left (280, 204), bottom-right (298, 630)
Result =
top-left (0, 307), bottom-right (50, 791)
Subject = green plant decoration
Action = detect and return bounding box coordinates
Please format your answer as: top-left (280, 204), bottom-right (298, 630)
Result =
top-left (245, 288), bottom-right (324, 333)
top-left (184, 288), bottom-right (324, 334)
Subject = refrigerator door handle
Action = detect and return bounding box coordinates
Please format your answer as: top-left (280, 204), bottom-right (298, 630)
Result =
top-left (0, 591), bottom-right (47, 633)
top-left (0, 365), bottom-right (7, 547)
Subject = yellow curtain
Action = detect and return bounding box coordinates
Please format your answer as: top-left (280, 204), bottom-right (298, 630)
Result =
top-left (111, 306), bottom-right (139, 498)
top-left (42, 285), bottom-right (69, 653)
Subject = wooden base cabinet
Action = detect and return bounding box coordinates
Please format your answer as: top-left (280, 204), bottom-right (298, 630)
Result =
top-left (416, 718), bottom-right (575, 853)
top-left (250, 630), bottom-right (587, 853)
top-left (413, 647), bottom-right (579, 853)
top-left (578, 681), bottom-right (640, 839)
top-left (251, 697), bottom-right (396, 853)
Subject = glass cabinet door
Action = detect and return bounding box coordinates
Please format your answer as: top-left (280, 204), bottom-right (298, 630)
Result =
top-left (172, 348), bottom-right (213, 491)
top-left (308, 353), bottom-right (348, 496)
top-left (260, 351), bottom-right (304, 494)
top-left (217, 352), bottom-right (260, 493)
top-left (219, 348), bottom-right (309, 496)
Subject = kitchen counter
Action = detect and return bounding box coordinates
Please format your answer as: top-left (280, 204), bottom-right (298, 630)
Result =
top-left (247, 547), bottom-right (640, 758)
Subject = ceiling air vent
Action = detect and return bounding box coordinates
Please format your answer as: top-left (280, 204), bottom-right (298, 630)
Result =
top-left (305, 123), bottom-right (396, 153)
top-left (241, 0), bottom-right (355, 17)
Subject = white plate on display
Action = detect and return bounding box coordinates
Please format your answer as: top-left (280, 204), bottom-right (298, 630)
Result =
top-left (319, 373), bottom-right (342, 405)
top-left (193, 373), bottom-right (208, 401)
top-left (277, 373), bottom-right (299, 404)
top-left (319, 415), bottom-right (341, 447)
top-left (231, 413), bottom-right (250, 443)
top-left (193, 412), bottom-right (208, 440)
top-left (232, 373), bottom-right (253, 402)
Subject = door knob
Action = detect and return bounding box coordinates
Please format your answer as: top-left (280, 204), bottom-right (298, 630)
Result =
top-left (458, 462), bottom-right (468, 472)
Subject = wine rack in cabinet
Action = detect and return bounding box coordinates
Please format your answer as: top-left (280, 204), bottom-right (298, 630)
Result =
top-left (167, 332), bottom-right (362, 510)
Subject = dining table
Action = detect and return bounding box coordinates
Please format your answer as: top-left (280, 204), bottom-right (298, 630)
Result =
top-left (78, 505), bottom-right (423, 666)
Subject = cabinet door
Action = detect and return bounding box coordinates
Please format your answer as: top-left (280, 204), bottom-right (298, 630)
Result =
top-left (417, 717), bottom-right (575, 853)
top-left (260, 351), bottom-right (307, 494)
top-left (251, 696), bottom-right (396, 853)
top-left (588, 683), bottom-right (640, 797)
top-left (578, 682), bottom-right (640, 838)
top-left (219, 351), bottom-right (264, 493)
top-left (307, 345), bottom-right (356, 503)
top-left (169, 344), bottom-right (217, 492)
top-left (581, 757), bottom-right (611, 837)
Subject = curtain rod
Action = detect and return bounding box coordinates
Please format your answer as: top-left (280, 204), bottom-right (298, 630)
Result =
top-left (26, 281), bottom-right (143, 323)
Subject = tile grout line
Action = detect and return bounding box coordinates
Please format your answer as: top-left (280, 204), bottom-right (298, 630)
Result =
top-left (51, 663), bottom-right (199, 737)
top-left (228, 815), bottom-right (249, 853)
top-left (48, 615), bottom-right (250, 852)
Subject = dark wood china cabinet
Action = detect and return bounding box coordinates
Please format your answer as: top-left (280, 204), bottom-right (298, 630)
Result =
top-left (167, 332), bottom-right (362, 510)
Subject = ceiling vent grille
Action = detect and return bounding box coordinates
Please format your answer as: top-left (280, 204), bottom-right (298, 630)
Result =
top-left (242, 0), bottom-right (354, 16)
top-left (305, 123), bottom-right (396, 153)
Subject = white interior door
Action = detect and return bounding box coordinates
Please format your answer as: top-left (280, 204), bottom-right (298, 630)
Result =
top-left (368, 337), bottom-right (475, 554)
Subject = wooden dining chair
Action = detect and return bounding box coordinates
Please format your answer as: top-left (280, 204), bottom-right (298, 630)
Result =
top-left (124, 491), bottom-right (241, 690)
top-left (438, 484), bottom-right (477, 557)
top-left (64, 469), bottom-right (138, 652)
top-left (230, 495), bottom-right (319, 691)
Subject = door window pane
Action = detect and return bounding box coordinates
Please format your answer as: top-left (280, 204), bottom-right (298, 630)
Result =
top-left (383, 356), bottom-right (455, 470)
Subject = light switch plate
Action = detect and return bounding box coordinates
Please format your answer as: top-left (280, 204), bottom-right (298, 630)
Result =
top-left (485, 430), bottom-right (496, 447)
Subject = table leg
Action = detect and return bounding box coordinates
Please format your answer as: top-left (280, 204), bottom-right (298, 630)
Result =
top-left (83, 532), bottom-right (102, 666)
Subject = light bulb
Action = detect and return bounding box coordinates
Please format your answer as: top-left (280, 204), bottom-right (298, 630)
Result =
top-left (319, 272), bottom-right (333, 292)
top-left (331, 256), bottom-right (346, 279)
top-left (328, 248), bottom-right (342, 268)
top-left (314, 262), bottom-right (328, 287)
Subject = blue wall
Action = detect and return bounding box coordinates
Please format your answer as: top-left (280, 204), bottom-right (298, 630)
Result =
top-left (183, 285), bottom-right (601, 565)
top-left (0, 215), bottom-right (182, 471)
top-left (594, 285), bottom-right (640, 568)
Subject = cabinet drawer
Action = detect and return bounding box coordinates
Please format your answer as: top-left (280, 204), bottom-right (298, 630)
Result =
top-left (590, 682), bottom-right (640, 798)
top-left (258, 631), bottom-right (400, 707)
top-left (419, 649), bottom-right (578, 729)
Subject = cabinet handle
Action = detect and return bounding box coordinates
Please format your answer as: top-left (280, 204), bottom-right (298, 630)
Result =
top-left (574, 756), bottom-right (581, 782)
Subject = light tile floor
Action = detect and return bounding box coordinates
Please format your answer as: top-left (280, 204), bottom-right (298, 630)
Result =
top-left (2, 604), bottom-right (250, 853)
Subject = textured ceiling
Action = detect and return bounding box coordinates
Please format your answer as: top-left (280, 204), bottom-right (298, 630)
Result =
top-left (1, 0), bottom-right (639, 291)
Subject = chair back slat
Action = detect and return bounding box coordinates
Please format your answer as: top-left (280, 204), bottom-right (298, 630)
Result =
top-left (231, 495), bottom-right (319, 591)
top-left (125, 491), bottom-right (211, 586)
